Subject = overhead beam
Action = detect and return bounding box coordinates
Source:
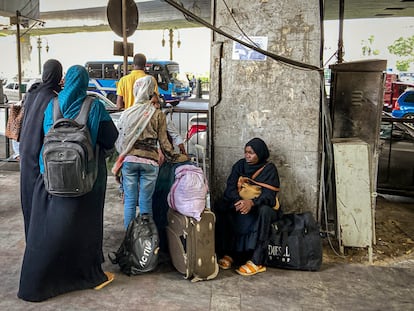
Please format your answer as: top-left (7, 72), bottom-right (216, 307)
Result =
top-left (1, 0), bottom-right (414, 36)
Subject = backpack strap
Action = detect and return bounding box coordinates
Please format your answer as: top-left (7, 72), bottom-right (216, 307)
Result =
top-left (52, 97), bottom-right (63, 121)
top-left (75, 96), bottom-right (93, 125)
top-left (52, 96), bottom-right (93, 124)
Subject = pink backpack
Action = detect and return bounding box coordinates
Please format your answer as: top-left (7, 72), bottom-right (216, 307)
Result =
top-left (167, 164), bottom-right (208, 221)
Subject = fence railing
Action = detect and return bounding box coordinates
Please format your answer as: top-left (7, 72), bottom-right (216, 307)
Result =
top-left (0, 105), bottom-right (210, 164)
top-left (164, 106), bottom-right (209, 159)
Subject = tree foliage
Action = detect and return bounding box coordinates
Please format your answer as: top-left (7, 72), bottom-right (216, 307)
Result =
top-left (361, 35), bottom-right (380, 57)
top-left (387, 36), bottom-right (414, 71)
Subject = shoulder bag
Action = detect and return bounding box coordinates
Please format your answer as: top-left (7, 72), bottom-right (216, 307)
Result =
top-left (237, 164), bottom-right (280, 210)
top-left (5, 101), bottom-right (24, 141)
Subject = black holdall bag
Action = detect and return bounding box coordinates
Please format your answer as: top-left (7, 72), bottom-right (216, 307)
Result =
top-left (109, 214), bottom-right (160, 276)
top-left (265, 212), bottom-right (322, 271)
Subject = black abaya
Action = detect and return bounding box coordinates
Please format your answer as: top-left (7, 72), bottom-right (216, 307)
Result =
top-left (18, 63), bottom-right (119, 302)
top-left (18, 149), bottom-right (110, 302)
top-left (19, 59), bottom-right (63, 238)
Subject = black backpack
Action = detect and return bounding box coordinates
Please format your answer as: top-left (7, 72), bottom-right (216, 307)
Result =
top-left (109, 214), bottom-right (160, 276)
top-left (42, 96), bottom-right (98, 197)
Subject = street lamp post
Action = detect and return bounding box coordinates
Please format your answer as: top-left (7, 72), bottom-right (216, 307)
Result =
top-left (37, 36), bottom-right (49, 74)
top-left (162, 28), bottom-right (181, 61)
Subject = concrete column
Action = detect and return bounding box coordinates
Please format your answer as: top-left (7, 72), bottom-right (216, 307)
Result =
top-left (210, 0), bottom-right (322, 214)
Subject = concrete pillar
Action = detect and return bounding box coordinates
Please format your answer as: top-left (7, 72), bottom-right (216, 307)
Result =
top-left (210, 0), bottom-right (322, 215)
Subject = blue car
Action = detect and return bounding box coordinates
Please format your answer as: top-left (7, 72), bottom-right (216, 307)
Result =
top-left (392, 89), bottom-right (414, 118)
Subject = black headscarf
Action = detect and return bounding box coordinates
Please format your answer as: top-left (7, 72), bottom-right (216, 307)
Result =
top-left (243, 137), bottom-right (270, 176)
top-left (40, 59), bottom-right (63, 92)
top-left (223, 137), bottom-right (278, 204)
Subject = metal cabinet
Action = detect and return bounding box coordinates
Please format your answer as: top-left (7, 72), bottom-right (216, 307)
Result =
top-left (333, 139), bottom-right (373, 263)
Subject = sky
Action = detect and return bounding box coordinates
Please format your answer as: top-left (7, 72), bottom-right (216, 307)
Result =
top-left (0, 2), bottom-right (413, 80)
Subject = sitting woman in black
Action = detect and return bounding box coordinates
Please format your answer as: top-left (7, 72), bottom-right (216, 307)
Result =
top-left (214, 137), bottom-right (281, 276)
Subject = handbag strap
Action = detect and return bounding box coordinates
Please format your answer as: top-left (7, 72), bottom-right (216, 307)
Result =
top-left (251, 165), bottom-right (266, 179)
top-left (245, 178), bottom-right (280, 192)
top-left (249, 164), bottom-right (280, 192)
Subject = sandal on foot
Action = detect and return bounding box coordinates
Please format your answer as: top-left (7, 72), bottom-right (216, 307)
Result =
top-left (218, 255), bottom-right (233, 270)
top-left (94, 271), bottom-right (115, 290)
top-left (236, 260), bottom-right (266, 276)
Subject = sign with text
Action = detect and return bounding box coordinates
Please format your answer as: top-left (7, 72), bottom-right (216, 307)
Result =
top-left (232, 36), bottom-right (268, 61)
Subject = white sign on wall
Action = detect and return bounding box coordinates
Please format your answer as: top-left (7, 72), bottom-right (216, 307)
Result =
top-left (232, 36), bottom-right (268, 61)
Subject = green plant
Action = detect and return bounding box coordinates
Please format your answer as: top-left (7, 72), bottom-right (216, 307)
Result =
top-left (388, 35), bottom-right (414, 72)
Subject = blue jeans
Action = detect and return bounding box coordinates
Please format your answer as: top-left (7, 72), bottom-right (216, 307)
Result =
top-left (121, 161), bottom-right (159, 229)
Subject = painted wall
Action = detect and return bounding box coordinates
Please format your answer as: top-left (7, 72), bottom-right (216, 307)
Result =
top-left (209, 0), bottom-right (322, 214)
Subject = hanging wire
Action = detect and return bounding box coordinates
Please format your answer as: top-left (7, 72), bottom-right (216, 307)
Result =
top-left (221, 0), bottom-right (260, 49)
top-left (164, 0), bottom-right (321, 72)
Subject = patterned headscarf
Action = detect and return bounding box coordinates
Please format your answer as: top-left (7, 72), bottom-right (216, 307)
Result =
top-left (133, 75), bottom-right (155, 105)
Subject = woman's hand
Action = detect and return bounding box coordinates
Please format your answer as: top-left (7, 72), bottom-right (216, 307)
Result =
top-left (234, 199), bottom-right (254, 214)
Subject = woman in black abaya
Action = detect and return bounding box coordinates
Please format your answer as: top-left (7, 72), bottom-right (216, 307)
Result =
top-left (214, 138), bottom-right (281, 276)
top-left (18, 65), bottom-right (119, 302)
top-left (19, 59), bottom-right (63, 238)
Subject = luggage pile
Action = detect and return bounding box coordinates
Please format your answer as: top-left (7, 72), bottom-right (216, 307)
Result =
top-left (166, 155), bottom-right (219, 282)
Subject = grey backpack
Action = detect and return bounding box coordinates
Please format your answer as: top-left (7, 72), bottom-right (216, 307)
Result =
top-left (42, 96), bottom-right (98, 197)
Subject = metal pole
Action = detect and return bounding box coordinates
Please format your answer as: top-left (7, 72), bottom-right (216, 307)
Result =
top-left (169, 28), bottom-right (173, 61)
top-left (122, 0), bottom-right (128, 75)
top-left (337, 0), bottom-right (344, 63)
top-left (16, 11), bottom-right (22, 101)
top-left (37, 37), bottom-right (42, 75)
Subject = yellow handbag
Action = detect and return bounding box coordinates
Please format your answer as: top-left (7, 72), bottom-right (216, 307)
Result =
top-left (237, 165), bottom-right (280, 210)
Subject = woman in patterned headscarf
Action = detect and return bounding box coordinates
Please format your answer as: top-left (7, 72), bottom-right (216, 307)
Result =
top-left (18, 65), bottom-right (118, 302)
top-left (213, 137), bottom-right (281, 276)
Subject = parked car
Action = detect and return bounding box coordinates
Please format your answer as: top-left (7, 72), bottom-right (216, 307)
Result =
top-left (3, 79), bottom-right (41, 102)
top-left (86, 91), bottom-right (121, 127)
top-left (378, 116), bottom-right (414, 195)
top-left (0, 83), bottom-right (6, 104)
top-left (391, 89), bottom-right (414, 119)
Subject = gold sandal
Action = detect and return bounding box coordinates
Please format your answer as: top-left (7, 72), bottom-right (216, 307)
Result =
top-left (218, 255), bottom-right (233, 270)
top-left (94, 271), bottom-right (115, 290)
top-left (236, 260), bottom-right (266, 276)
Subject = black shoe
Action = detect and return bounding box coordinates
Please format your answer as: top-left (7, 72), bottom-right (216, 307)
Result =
top-left (141, 213), bottom-right (150, 223)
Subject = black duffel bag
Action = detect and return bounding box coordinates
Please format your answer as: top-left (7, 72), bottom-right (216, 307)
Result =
top-left (109, 214), bottom-right (160, 276)
top-left (265, 212), bottom-right (322, 271)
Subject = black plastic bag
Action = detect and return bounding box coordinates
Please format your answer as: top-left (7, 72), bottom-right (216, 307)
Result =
top-left (265, 212), bottom-right (322, 271)
top-left (109, 214), bottom-right (160, 276)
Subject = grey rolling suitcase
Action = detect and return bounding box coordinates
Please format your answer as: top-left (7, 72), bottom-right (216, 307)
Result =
top-left (166, 144), bottom-right (218, 281)
top-left (166, 208), bottom-right (219, 282)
